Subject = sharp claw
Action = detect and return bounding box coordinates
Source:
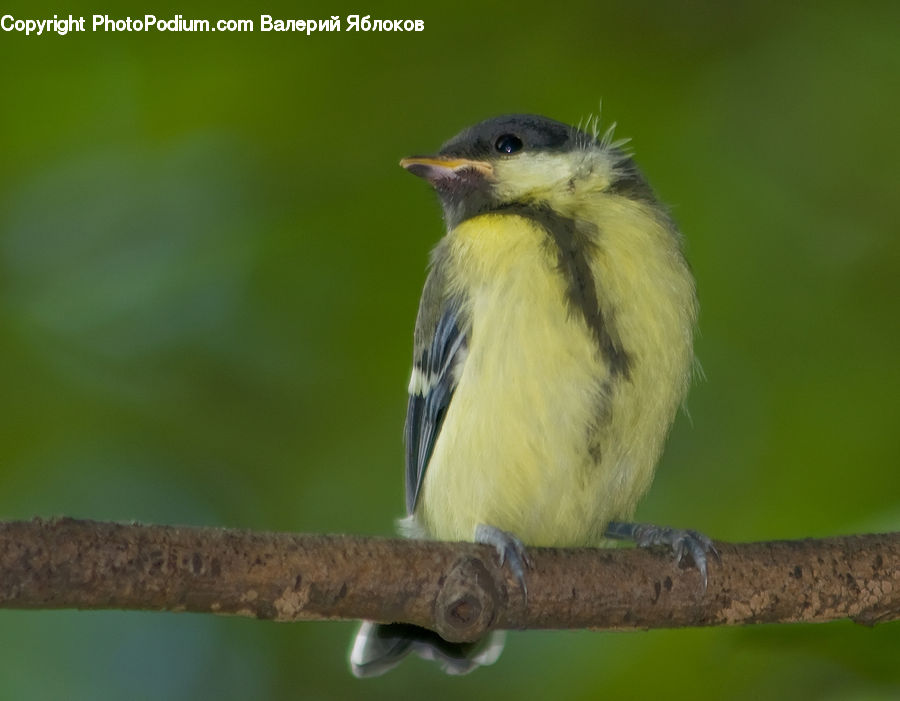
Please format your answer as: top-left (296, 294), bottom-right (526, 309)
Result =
top-left (509, 558), bottom-right (527, 598)
top-left (523, 549), bottom-right (535, 570)
top-left (474, 524), bottom-right (531, 601)
top-left (687, 541), bottom-right (709, 591)
top-left (607, 522), bottom-right (717, 591)
top-left (673, 538), bottom-right (686, 564)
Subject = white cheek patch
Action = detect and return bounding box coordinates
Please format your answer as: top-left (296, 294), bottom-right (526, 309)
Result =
top-left (492, 151), bottom-right (615, 204)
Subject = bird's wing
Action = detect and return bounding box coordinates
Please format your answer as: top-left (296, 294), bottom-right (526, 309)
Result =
top-left (404, 260), bottom-right (469, 515)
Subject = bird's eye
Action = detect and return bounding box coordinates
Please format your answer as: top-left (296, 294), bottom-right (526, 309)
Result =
top-left (495, 134), bottom-right (524, 154)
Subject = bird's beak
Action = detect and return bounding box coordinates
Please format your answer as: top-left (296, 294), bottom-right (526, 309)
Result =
top-left (400, 156), bottom-right (494, 184)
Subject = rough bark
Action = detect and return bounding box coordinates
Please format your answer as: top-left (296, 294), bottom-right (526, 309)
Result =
top-left (1, 518), bottom-right (897, 642)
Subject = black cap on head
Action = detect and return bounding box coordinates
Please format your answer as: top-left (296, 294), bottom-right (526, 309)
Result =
top-left (438, 114), bottom-right (583, 159)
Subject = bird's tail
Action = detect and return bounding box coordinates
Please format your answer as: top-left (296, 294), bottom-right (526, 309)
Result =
top-left (349, 621), bottom-right (506, 677)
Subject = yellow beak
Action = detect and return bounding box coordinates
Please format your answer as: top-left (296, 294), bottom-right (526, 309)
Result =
top-left (400, 156), bottom-right (494, 180)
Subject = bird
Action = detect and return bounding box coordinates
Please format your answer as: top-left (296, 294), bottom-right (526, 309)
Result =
top-left (349, 113), bottom-right (714, 677)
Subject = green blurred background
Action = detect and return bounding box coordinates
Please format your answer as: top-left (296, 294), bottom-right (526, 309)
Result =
top-left (1, 0), bottom-right (898, 698)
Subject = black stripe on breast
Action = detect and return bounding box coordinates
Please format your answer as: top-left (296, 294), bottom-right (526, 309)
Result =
top-left (500, 203), bottom-right (632, 378)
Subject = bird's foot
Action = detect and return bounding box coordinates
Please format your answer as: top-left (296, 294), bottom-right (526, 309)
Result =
top-left (474, 524), bottom-right (533, 599)
top-left (604, 521), bottom-right (719, 590)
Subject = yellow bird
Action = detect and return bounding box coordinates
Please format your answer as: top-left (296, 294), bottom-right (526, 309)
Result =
top-left (350, 114), bottom-right (713, 676)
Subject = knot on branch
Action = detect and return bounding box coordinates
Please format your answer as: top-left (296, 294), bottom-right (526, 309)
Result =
top-left (433, 556), bottom-right (500, 642)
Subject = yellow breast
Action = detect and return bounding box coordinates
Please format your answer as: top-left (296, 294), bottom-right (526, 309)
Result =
top-left (417, 215), bottom-right (601, 545)
top-left (417, 203), bottom-right (695, 547)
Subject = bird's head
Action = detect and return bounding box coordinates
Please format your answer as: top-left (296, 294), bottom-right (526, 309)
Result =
top-left (401, 114), bottom-right (654, 228)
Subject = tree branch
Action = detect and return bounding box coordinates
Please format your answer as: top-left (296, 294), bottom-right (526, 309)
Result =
top-left (1, 518), bottom-right (897, 642)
